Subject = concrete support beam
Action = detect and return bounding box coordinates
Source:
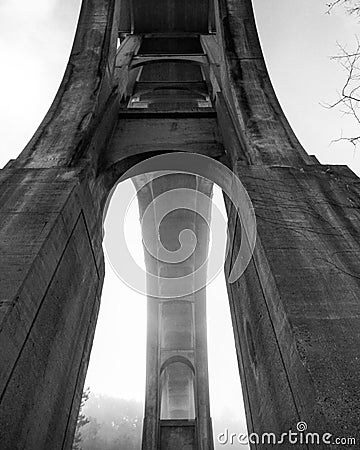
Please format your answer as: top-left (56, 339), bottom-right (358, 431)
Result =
top-left (0, 169), bottom-right (104, 449)
top-left (212, 0), bottom-right (314, 166)
top-left (2, 0), bottom-right (360, 448)
top-left (129, 55), bottom-right (208, 69)
top-left (225, 164), bottom-right (360, 443)
top-left (134, 173), bottom-right (214, 450)
top-left (103, 117), bottom-right (224, 168)
top-left (11, 0), bottom-right (120, 169)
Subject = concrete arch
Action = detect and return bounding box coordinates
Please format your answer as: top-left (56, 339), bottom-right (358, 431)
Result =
top-left (160, 360), bottom-right (196, 420)
top-left (1, 0), bottom-right (360, 448)
top-left (130, 56), bottom-right (207, 70)
top-left (160, 356), bottom-right (195, 374)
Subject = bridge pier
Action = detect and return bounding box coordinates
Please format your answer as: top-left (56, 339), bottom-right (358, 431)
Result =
top-left (0, 168), bottom-right (104, 449)
top-left (134, 173), bottom-right (214, 450)
top-left (1, 0), bottom-right (360, 448)
top-left (225, 164), bottom-right (360, 444)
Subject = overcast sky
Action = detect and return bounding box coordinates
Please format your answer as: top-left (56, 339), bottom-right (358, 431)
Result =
top-left (0, 1), bottom-right (359, 447)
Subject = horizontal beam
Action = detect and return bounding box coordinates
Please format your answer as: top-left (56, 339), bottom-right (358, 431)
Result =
top-left (128, 55), bottom-right (208, 69)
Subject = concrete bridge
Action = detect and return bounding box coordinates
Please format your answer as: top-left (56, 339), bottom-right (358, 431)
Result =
top-left (0, 0), bottom-right (360, 448)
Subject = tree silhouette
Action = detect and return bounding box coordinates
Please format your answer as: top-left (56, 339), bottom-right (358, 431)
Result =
top-left (327, 0), bottom-right (360, 15)
top-left (79, 393), bottom-right (143, 450)
top-left (72, 387), bottom-right (90, 450)
top-left (326, 1), bottom-right (360, 147)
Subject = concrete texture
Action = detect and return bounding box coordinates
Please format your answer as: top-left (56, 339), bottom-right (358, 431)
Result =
top-left (104, 117), bottom-right (224, 166)
top-left (0, 0), bottom-right (360, 449)
top-left (225, 165), bottom-right (360, 440)
top-left (0, 168), bottom-right (104, 449)
top-left (134, 174), bottom-right (213, 450)
top-left (160, 420), bottom-right (196, 450)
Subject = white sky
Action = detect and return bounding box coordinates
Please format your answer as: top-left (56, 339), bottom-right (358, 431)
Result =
top-left (0, 1), bottom-right (359, 447)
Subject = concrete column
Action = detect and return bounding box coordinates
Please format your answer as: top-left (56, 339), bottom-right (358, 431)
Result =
top-left (225, 164), bottom-right (360, 445)
top-left (0, 168), bottom-right (104, 449)
top-left (134, 173), bottom-right (214, 450)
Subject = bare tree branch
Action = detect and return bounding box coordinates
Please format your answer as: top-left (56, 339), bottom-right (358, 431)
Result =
top-left (324, 35), bottom-right (360, 147)
top-left (325, 1), bottom-right (360, 147)
top-left (326, 0), bottom-right (360, 15)
top-left (327, 0), bottom-right (345, 13)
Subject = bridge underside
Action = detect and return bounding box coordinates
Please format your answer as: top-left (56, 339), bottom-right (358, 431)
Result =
top-left (0, 0), bottom-right (360, 449)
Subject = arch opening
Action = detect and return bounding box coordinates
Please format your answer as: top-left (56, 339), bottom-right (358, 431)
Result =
top-left (160, 361), bottom-right (196, 420)
top-left (83, 175), bottom-right (249, 449)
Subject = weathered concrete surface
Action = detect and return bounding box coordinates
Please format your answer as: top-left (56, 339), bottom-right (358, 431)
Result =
top-left (11, 0), bottom-right (120, 169)
top-left (160, 420), bottom-right (196, 450)
top-left (135, 174), bottom-right (213, 450)
top-left (0, 3), bottom-right (123, 442)
top-left (1, 0), bottom-right (360, 448)
top-left (104, 117), bottom-right (224, 167)
top-left (211, 0), bottom-right (314, 166)
top-left (132, 0), bottom-right (211, 33)
top-left (0, 168), bottom-right (104, 449)
top-left (225, 164), bottom-right (360, 447)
